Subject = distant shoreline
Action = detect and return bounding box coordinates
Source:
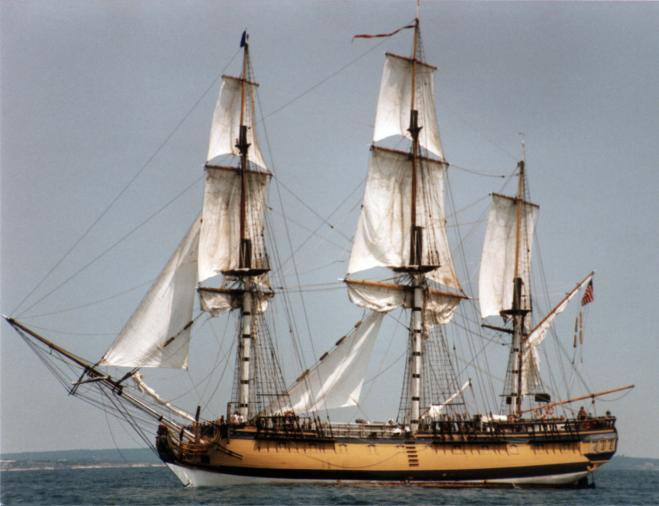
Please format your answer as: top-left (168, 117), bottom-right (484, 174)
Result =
top-left (1, 448), bottom-right (159, 464)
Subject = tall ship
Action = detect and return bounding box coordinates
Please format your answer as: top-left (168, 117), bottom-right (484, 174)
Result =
top-left (5, 17), bottom-right (631, 487)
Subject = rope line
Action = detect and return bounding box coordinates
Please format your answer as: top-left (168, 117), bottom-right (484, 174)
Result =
top-left (17, 176), bottom-right (203, 316)
top-left (11, 48), bottom-right (241, 316)
top-left (256, 37), bottom-right (390, 123)
top-left (19, 278), bottom-right (155, 319)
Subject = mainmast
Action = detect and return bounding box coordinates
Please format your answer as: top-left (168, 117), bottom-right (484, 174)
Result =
top-left (409, 18), bottom-right (421, 266)
top-left (347, 17), bottom-right (465, 434)
top-left (407, 17), bottom-right (424, 432)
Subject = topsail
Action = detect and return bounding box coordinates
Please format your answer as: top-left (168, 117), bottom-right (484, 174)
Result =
top-left (197, 167), bottom-right (270, 281)
top-left (479, 193), bottom-right (538, 318)
top-left (207, 76), bottom-right (266, 170)
top-left (373, 53), bottom-right (444, 159)
top-left (348, 147), bottom-right (460, 289)
top-left (346, 20), bottom-right (466, 433)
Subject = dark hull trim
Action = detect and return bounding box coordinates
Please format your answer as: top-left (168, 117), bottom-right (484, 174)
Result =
top-left (585, 451), bottom-right (615, 461)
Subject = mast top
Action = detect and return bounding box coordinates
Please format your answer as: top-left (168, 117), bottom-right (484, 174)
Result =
top-left (240, 30), bottom-right (249, 50)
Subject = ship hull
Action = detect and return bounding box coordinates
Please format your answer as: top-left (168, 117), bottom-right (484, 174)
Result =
top-left (158, 423), bottom-right (616, 488)
top-left (166, 461), bottom-right (592, 488)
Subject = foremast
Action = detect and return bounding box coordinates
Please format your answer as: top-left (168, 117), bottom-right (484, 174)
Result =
top-left (234, 37), bottom-right (266, 421)
top-left (347, 19), bottom-right (466, 433)
top-left (198, 31), bottom-right (283, 422)
top-left (407, 18), bottom-right (426, 432)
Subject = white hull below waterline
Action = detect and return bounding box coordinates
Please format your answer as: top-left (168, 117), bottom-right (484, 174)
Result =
top-left (165, 463), bottom-right (590, 488)
top-left (166, 463), bottom-right (314, 487)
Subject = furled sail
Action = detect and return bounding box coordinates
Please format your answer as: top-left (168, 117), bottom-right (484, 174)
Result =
top-left (207, 76), bottom-right (266, 170)
top-left (345, 279), bottom-right (463, 325)
top-left (425, 379), bottom-right (471, 418)
top-left (348, 147), bottom-right (460, 289)
top-left (101, 216), bottom-right (201, 369)
top-left (132, 372), bottom-right (195, 422)
top-left (284, 312), bottom-right (384, 414)
top-left (479, 193), bottom-right (538, 318)
top-left (199, 275), bottom-right (273, 316)
top-left (522, 273), bottom-right (594, 394)
top-left (373, 53), bottom-right (444, 159)
top-left (199, 289), bottom-right (240, 315)
top-left (198, 167), bottom-right (270, 281)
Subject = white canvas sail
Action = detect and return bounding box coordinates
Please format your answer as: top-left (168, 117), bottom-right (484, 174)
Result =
top-left (198, 167), bottom-right (269, 281)
top-left (284, 312), bottom-right (384, 414)
top-left (345, 279), bottom-right (462, 325)
top-left (373, 53), bottom-right (444, 159)
top-left (522, 273), bottom-right (594, 394)
top-left (479, 194), bottom-right (538, 318)
top-left (207, 76), bottom-right (267, 170)
top-left (348, 147), bottom-right (460, 289)
top-left (101, 216), bottom-right (201, 369)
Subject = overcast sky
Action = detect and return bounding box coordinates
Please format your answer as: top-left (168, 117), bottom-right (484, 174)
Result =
top-left (2, 1), bottom-right (658, 458)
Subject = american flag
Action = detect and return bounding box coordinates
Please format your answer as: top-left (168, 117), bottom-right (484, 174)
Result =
top-left (581, 280), bottom-right (594, 306)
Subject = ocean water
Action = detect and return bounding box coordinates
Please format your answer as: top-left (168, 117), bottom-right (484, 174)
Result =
top-left (1, 454), bottom-right (658, 505)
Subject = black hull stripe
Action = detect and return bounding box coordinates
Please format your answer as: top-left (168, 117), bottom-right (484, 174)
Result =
top-left (585, 451), bottom-right (615, 461)
top-left (164, 459), bottom-right (590, 481)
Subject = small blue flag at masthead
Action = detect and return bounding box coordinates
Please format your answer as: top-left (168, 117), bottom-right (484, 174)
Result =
top-left (240, 30), bottom-right (249, 48)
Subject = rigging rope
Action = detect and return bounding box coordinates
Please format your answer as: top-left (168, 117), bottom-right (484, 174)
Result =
top-left (256, 37), bottom-right (391, 124)
top-left (445, 171), bottom-right (498, 413)
top-left (272, 176), bottom-right (365, 277)
top-left (16, 175), bottom-right (203, 317)
top-left (448, 163), bottom-right (508, 179)
top-left (253, 55), bottom-right (334, 420)
top-left (11, 48), bottom-right (241, 317)
top-left (19, 278), bottom-right (155, 319)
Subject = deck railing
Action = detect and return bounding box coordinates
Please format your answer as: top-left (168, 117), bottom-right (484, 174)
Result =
top-left (181, 414), bottom-right (616, 445)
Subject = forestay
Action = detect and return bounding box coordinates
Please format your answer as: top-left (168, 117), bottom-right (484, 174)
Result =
top-left (479, 194), bottom-right (538, 318)
top-left (373, 53), bottom-right (444, 159)
top-left (348, 147), bottom-right (460, 289)
top-left (207, 76), bottom-right (267, 170)
top-left (101, 216), bottom-right (201, 369)
top-left (284, 312), bottom-right (385, 414)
